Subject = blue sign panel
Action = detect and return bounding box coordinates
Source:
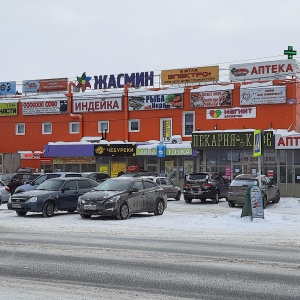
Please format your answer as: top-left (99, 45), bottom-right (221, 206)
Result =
top-left (157, 143), bottom-right (166, 158)
top-left (22, 80), bottom-right (40, 93)
top-left (0, 81), bottom-right (16, 95)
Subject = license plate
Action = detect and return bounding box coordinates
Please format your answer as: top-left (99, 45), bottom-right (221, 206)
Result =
top-left (84, 204), bottom-right (97, 210)
top-left (12, 203), bottom-right (22, 208)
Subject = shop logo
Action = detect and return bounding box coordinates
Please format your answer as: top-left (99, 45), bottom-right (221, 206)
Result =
top-left (76, 72), bottom-right (92, 92)
top-left (231, 68), bottom-right (249, 77)
top-left (209, 109), bottom-right (222, 118)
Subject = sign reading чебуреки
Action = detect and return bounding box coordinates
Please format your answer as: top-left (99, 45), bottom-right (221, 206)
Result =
top-left (192, 131), bottom-right (274, 149)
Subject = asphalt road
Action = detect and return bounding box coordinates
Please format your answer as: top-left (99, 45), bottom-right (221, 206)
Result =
top-left (1, 227), bottom-right (300, 299)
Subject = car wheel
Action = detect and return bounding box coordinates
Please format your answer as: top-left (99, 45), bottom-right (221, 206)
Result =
top-left (42, 202), bottom-right (55, 217)
top-left (175, 191), bottom-right (181, 201)
top-left (116, 203), bottom-right (130, 220)
top-left (228, 202), bottom-right (235, 207)
top-left (16, 211), bottom-right (27, 216)
top-left (263, 196), bottom-right (268, 209)
top-left (154, 200), bottom-right (164, 216)
top-left (212, 192), bottom-right (219, 204)
top-left (273, 191), bottom-right (280, 203)
top-left (184, 197), bottom-right (192, 204)
top-left (80, 213), bottom-right (91, 219)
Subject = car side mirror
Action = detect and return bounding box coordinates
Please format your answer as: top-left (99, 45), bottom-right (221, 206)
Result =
top-left (62, 187), bottom-right (70, 192)
top-left (129, 187), bottom-right (139, 194)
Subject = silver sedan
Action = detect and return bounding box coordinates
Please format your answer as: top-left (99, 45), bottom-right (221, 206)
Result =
top-left (0, 179), bottom-right (11, 205)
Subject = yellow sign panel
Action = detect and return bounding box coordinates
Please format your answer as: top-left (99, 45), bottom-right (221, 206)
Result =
top-left (161, 66), bottom-right (219, 85)
top-left (0, 102), bottom-right (18, 116)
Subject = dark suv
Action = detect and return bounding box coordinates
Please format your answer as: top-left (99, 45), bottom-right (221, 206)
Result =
top-left (183, 172), bottom-right (230, 204)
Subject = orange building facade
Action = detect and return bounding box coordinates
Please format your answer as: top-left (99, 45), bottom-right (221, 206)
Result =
top-left (1, 59), bottom-right (300, 196)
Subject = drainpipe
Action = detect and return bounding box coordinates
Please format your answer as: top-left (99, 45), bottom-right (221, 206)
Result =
top-left (65, 81), bottom-right (83, 141)
top-left (124, 83), bottom-right (131, 142)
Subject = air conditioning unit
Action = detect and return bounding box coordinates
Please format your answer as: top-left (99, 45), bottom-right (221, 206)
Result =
top-left (171, 135), bottom-right (182, 144)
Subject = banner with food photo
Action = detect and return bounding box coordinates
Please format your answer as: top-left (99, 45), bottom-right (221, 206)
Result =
top-left (128, 88), bottom-right (184, 110)
top-left (190, 89), bottom-right (232, 107)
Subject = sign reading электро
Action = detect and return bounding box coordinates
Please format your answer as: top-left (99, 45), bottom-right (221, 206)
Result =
top-left (161, 66), bottom-right (219, 85)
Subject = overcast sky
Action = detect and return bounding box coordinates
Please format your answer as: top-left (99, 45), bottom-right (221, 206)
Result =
top-left (2, 0), bottom-right (300, 85)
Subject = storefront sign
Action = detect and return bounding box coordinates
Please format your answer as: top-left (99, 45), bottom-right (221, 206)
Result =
top-left (275, 134), bottom-right (300, 149)
top-left (166, 146), bottom-right (192, 156)
top-left (136, 146), bottom-right (157, 156)
top-left (206, 107), bottom-right (256, 119)
top-left (161, 66), bottom-right (219, 85)
top-left (94, 144), bottom-right (136, 156)
top-left (0, 81), bottom-right (16, 95)
top-left (22, 99), bottom-right (68, 115)
top-left (190, 90), bottom-right (232, 107)
top-left (229, 59), bottom-right (299, 81)
top-left (192, 131), bottom-right (274, 149)
top-left (0, 102), bottom-right (18, 116)
top-left (163, 120), bottom-right (172, 141)
top-left (53, 157), bottom-right (96, 164)
top-left (240, 86), bottom-right (286, 105)
top-left (129, 91), bottom-right (183, 110)
top-left (22, 78), bottom-right (68, 93)
top-left (94, 71), bottom-right (154, 89)
top-left (73, 97), bottom-right (122, 113)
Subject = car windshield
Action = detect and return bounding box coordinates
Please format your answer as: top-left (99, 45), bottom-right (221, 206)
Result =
top-left (36, 179), bottom-right (64, 191)
top-left (94, 179), bottom-right (131, 191)
top-left (231, 179), bottom-right (258, 186)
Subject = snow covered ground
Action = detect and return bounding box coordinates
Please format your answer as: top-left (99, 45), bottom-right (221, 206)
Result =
top-left (1, 197), bottom-right (300, 245)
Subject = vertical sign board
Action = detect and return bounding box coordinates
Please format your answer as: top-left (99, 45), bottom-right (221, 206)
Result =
top-left (241, 185), bottom-right (264, 220)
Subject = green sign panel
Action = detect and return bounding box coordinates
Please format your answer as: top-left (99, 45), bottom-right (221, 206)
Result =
top-left (284, 46), bottom-right (297, 59)
top-left (192, 131), bottom-right (274, 150)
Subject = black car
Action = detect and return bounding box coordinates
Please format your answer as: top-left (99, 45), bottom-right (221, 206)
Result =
top-left (77, 177), bottom-right (167, 220)
top-left (7, 177), bottom-right (98, 217)
top-left (81, 172), bottom-right (110, 183)
top-left (183, 172), bottom-right (230, 204)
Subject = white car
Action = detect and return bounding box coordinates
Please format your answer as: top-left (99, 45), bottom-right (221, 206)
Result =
top-left (0, 179), bottom-right (11, 205)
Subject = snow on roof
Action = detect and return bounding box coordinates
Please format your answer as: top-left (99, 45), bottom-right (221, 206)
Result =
top-left (191, 83), bottom-right (234, 92)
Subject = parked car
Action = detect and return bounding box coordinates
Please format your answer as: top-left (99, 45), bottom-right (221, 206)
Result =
top-left (77, 177), bottom-right (167, 220)
top-left (0, 179), bottom-right (10, 205)
top-left (81, 172), bottom-right (110, 183)
top-left (183, 172), bottom-right (230, 204)
top-left (150, 176), bottom-right (181, 200)
top-left (14, 172), bottom-right (83, 194)
top-left (227, 174), bottom-right (280, 208)
top-left (118, 171), bottom-right (158, 178)
top-left (6, 169), bottom-right (36, 195)
top-left (7, 177), bottom-right (99, 217)
top-left (0, 173), bottom-right (14, 185)
top-left (23, 172), bottom-right (44, 184)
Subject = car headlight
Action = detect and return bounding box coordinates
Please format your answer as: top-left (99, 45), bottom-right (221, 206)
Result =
top-left (106, 195), bottom-right (120, 203)
top-left (8, 196), bottom-right (12, 203)
top-left (27, 196), bottom-right (38, 203)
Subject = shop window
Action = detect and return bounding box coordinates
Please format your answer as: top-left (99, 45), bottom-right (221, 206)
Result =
top-left (294, 150), bottom-right (300, 165)
top-left (42, 122), bottom-right (52, 134)
top-left (206, 149), bottom-right (218, 165)
top-left (98, 121), bottom-right (109, 133)
top-left (65, 164), bottom-right (80, 172)
top-left (182, 112), bottom-right (194, 136)
top-left (160, 118), bottom-right (172, 142)
top-left (129, 119), bottom-right (140, 132)
top-left (16, 123), bottom-right (25, 135)
top-left (70, 122), bottom-right (79, 134)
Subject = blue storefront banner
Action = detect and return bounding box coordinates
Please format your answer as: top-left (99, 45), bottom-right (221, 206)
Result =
top-left (0, 81), bottom-right (16, 95)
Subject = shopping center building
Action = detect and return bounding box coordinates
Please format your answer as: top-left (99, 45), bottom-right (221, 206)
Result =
top-left (1, 58), bottom-right (300, 196)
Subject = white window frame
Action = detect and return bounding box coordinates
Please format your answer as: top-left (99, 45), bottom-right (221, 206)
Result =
top-left (129, 119), bottom-right (140, 132)
top-left (70, 122), bottom-right (80, 134)
top-left (182, 111), bottom-right (195, 137)
top-left (160, 118), bottom-right (172, 142)
top-left (98, 121), bottom-right (109, 133)
top-left (42, 122), bottom-right (52, 135)
top-left (16, 123), bottom-right (25, 135)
